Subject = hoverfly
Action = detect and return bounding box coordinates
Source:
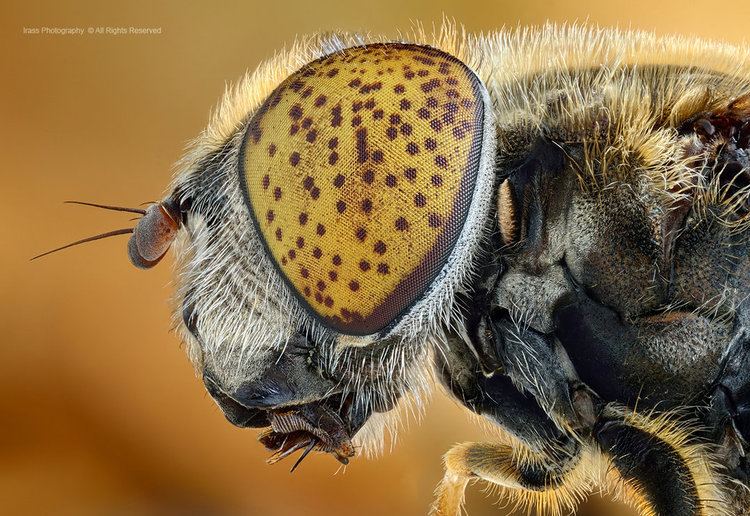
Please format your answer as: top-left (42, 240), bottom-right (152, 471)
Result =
top-left (36, 24), bottom-right (750, 515)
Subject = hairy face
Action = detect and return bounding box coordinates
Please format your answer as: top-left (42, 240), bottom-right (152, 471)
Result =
top-left (167, 39), bottom-right (497, 459)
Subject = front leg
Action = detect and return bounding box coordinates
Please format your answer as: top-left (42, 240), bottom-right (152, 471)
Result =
top-left (435, 334), bottom-right (727, 516)
top-left (434, 333), bottom-right (590, 515)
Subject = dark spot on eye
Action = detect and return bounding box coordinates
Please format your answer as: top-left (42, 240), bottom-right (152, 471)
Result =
top-left (372, 150), bottom-right (384, 163)
top-left (268, 144), bottom-right (277, 156)
top-left (312, 247), bottom-right (322, 259)
top-left (262, 175), bottom-right (270, 189)
top-left (446, 89), bottom-right (459, 99)
top-left (395, 217), bottom-right (409, 231)
top-left (361, 198), bottom-right (373, 213)
top-left (359, 260), bottom-right (371, 272)
top-left (274, 187), bottom-right (282, 200)
top-left (317, 223), bottom-right (326, 236)
top-left (352, 115), bottom-right (362, 127)
top-left (443, 103), bottom-right (458, 121)
top-left (337, 200), bottom-right (347, 213)
top-left (401, 123), bottom-right (413, 136)
top-left (355, 227), bottom-right (367, 241)
top-left (421, 79), bottom-right (440, 92)
top-left (310, 186), bottom-right (320, 199)
top-left (303, 176), bottom-right (314, 190)
top-left (290, 152), bottom-right (300, 166)
top-left (331, 105), bottom-right (342, 127)
top-left (288, 249), bottom-right (296, 260)
top-left (394, 84), bottom-right (405, 94)
top-left (315, 292), bottom-right (323, 303)
top-left (431, 174), bottom-right (443, 187)
top-left (328, 137), bottom-right (339, 149)
top-left (430, 119), bottom-right (443, 132)
top-left (385, 174), bottom-right (397, 187)
top-left (315, 94), bottom-right (327, 107)
top-left (332, 254), bottom-right (342, 266)
top-left (389, 114), bottom-right (401, 125)
top-left (428, 213), bottom-right (442, 227)
top-left (414, 193), bottom-right (427, 207)
top-left (356, 127), bottom-right (369, 163)
top-left (303, 286), bottom-right (311, 296)
top-left (317, 280), bottom-right (326, 291)
top-left (289, 104), bottom-right (303, 120)
top-left (352, 101), bottom-right (363, 112)
top-left (290, 124), bottom-right (299, 135)
top-left (435, 155), bottom-right (448, 168)
top-left (386, 126), bottom-right (398, 140)
top-left (266, 210), bottom-right (274, 223)
top-left (364, 99), bottom-right (376, 110)
top-left (326, 68), bottom-right (339, 78)
top-left (404, 167), bottom-right (417, 181)
top-left (301, 267), bottom-right (310, 278)
top-left (417, 107), bottom-right (431, 119)
top-left (275, 228), bottom-right (283, 241)
top-left (296, 236), bottom-right (305, 249)
top-left (374, 240), bottom-right (386, 254)
top-left (406, 142), bottom-right (419, 155)
top-left (299, 212), bottom-right (308, 225)
top-left (363, 169), bottom-right (375, 184)
top-left (349, 281), bottom-right (360, 291)
top-left (400, 99), bottom-right (411, 110)
top-left (425, 138), bottom-right (437, 151)
top-left (333, 174), bottom-right (345, 188)
top-left (373, 109), bottom-right (384, 119)
top-left (306, 130), bottom-right (317, 143)
top-left (328, 270), bottom-right (338, 281)
top-left (301, 117), bottom-right (313, 130)
top-left (329, 152), bottom-right (339, 165)
top-left (426, 97), bottom-right (438, 108)
top-left (377, 263), bottom-right (390, 275)
top-left (349, 78), bottom-right (362, 88)
top-left (324, 296), bottom-right (334, 308)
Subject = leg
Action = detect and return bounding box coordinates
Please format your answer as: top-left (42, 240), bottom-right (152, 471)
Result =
top-left (433, 334), bottom-right (593, 516)
top-left (596, 405), bottom-right (727, 516)
top-left (432, 436), bottom-right (592, 516)
top-left (436, 334), bottom-right (727, 515)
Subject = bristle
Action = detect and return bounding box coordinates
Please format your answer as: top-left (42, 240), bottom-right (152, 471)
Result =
top-left (64, 200), bottom-right (147, 215)
top-left (31, 228), bottom-right (134, 261)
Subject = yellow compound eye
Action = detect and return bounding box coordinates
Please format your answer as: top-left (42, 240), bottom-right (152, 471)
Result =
top-left (239, 43), bottom-right (492, 335)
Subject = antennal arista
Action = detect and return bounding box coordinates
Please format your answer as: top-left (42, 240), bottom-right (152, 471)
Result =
top-left (32, 198), bottom-right (182, 268)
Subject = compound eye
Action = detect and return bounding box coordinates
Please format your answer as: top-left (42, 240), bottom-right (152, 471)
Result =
top-left (239, 43), bottom-right (494, 335)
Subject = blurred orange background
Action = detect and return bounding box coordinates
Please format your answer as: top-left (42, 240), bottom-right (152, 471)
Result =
top-left (4, 1), bottom-right (750, 514)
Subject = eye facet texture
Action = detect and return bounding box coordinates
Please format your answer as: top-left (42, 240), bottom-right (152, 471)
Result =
top-left (239, 43), bottom-right (488, 335)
